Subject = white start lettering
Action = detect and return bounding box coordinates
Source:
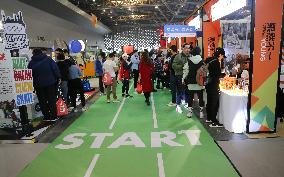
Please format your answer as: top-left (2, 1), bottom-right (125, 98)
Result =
top-left (55, 130), bottom-right (202, 150)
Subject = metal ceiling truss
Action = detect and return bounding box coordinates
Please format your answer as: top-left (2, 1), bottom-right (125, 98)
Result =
top-left (68, 0), bottom-right (203, 31)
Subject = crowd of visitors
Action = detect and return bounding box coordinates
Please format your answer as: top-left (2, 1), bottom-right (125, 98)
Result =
top-left (27, 44), bottom-right (227, 128)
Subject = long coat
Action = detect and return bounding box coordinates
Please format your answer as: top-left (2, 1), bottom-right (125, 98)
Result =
top-left (139, 62), bottom-right (154, 93)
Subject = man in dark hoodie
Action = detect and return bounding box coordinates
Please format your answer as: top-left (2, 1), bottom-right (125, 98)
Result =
top-left (28, 48), bottom-right (61, 121)
top-left (56, 52), bottom-right (70, 103)
top-left (205, 47), bottom-right (226, 128)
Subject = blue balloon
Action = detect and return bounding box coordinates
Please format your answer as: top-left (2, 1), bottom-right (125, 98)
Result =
top-left (69, 40), bottom-right (82, 53)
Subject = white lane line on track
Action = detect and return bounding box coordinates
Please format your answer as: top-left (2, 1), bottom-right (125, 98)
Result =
top-left (83, 154), bottom-right (100, 177)
top-left (109, 82), bottom-right (134, 130)
top-left (151, 94), bottom-right (158, 129)
top-left (157, 153), bottom-right (166, 177)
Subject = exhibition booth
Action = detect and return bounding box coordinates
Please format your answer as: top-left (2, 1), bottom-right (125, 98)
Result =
top-left (184, 0), bottom-right (283, 133)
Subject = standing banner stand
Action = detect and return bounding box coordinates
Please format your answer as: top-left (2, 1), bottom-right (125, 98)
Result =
top-left (248, 0), bottom-right (283, 132)
top-left (0, 11), bottom-right (34, 138)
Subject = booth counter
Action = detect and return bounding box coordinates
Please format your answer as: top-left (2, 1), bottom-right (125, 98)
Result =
top-left (218, 88), bottom-right (248, 133)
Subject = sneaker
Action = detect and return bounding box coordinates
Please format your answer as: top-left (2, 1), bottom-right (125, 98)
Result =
top-left (209, 123), bottom-right (224, 128)
top-left (106, 99), bottom-right (111, 103)
top-left (176, 105), bottom-right (183, 114)
top-left (199, 107), bottom-right (204, 119)
top-left (181, 100), bottom-right (186, 105)
top-left (68, 107), bottom-right (74, 112)
top-left (122, 93), bottom-right (125, 97)
top-left (167, 102), bottom-right (176, 107)
top-left (113, 99), bottom-right (120, 103)
top-left (74, 108), bottom-right (78, 113)
top-left (82, 106), bottom-right (88, 112)
top-left (205, 120), bottom-right (212, 123)
top-left (187, 107), bottom-right (193, 118)
top-left (184, 104), bottom-right (189, 109)
top-left (126, 94), bottom-right (133, 98)
top-left (146, 101), bottom-right (150, 106)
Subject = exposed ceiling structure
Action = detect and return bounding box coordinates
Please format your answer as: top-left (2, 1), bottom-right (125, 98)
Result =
top-left (68, 0), bottom-right (203, 31)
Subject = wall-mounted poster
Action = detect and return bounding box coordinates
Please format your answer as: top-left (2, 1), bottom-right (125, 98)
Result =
top-left (221, 19), bottom-right (251, 74)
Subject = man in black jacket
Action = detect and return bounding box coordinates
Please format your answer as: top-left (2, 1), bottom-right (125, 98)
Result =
top-left (167, 45), bottom-right (178, 107)
top-left (206, 47), bottom-right (226, 127)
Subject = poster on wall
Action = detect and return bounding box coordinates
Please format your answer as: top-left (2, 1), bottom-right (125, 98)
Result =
top-left (249, 0), bottom-right (282, 132)
top-left (0, 10), bottom-right (34, 129)
top-left (221, 20), bottom-right (250, 74)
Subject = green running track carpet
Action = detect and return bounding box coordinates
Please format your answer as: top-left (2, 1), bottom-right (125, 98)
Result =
top-left (18, 84), bottom-right (239, 177)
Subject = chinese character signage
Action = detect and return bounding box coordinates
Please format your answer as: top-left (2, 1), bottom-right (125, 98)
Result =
top-left (164, 25), bottom-right (196, 38)
top-left (203, 22), bottom-right (218, 60)
top-left (249, 0), bottom-right (282, 132)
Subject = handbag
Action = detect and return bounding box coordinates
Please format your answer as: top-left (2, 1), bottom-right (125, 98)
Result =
top-left (136, 82), bottom-right (143, 94)
top-left (56, 85), bottom-right (68, 117)
top-left (103, 72), bottom-right (113, 86)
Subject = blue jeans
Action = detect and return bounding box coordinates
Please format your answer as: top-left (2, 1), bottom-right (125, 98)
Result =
top-left (170, 75), bottom-right (184, 105)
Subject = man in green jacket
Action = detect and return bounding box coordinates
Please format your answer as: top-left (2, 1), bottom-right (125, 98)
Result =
top-left (172, 43), bottom-right (191, 113)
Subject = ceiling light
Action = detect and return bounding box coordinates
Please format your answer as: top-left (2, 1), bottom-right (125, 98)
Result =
top-left (155, 5), bottom-right (158, 9)
top-left (110, 16), bottom-right (113, 18)
top-left (103, 9), bottom-right (106, 12)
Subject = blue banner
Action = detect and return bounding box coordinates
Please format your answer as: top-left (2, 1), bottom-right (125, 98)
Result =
top-left (164, 25), bottom-right (196, 37)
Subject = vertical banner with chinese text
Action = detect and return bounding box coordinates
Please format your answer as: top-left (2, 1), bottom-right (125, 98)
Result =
top-left (203, 22), bottom-right (218, 60)
top-left (249, 0), bottom-right (283, 132)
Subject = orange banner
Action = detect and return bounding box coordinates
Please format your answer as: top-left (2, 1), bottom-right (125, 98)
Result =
top-left (249, 0), bottom-right (283, 132)
top-left (203, 22), bottom-right (219, 60)
top-left (252, 0), bottom-right (282, 93)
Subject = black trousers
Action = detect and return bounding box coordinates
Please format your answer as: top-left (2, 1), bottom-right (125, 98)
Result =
top-left (156, 73), bottom-right (163, 88)
top-left (69, 78), bottom-right (85, 108)
top-left (133, 69), bottom-right (139, 89)
top-left (188, 90), bottom-right (205, 107)
top-left (35, 84), bottom-right (57, 120)
top-left (98, 76), bottom-right (104, 93)
top-left (206, 89), bottom-right (219, 123)
top-left (144, 92), bottom-right (150, 101)
top-left (122, 79), bottom-right (130, 94)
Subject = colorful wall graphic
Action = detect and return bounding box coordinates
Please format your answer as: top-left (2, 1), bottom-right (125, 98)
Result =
top-left (0, 10), bottom-right (33, 128)
top-left (249, 0), bottom-right (283, 132)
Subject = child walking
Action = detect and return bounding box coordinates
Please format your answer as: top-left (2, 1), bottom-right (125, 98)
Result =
top-left (119, 53), bottom-right (133, 98)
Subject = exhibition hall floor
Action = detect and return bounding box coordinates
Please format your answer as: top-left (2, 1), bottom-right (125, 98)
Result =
top-left (16, 85), bottom-right (239, 177)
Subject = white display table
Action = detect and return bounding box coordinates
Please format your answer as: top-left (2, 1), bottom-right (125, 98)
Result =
top-left (218, 89), bottom-right (248, 133)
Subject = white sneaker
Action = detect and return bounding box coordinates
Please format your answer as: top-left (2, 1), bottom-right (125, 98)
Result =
top-left (181, 100), bottom-right (186, 105)
top-left (176, 105), bottom-right (183, 114)
top-left (74, 108), bottom-right (78, 113)
top-left (187, 107), bottom-right (193, 118)
top-left (167, 102), bottom-right (176, 107)
top-left (68, 107), bottom-right (74, 112)
top-left (113, 99), bottom-right (120, 103)
top-left (184, 104), bottom-right (189, 109)
top-left (199, 107), bottom-right (204, 119)
top-left (82, 106), bottom-right (88, 112)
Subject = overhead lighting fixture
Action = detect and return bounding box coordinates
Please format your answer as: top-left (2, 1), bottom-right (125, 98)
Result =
top-left (155, 5), bottom-right (158, 9)
top-left (110, 16), bottom-right (113, 19)
top-left (103, 9), bottom-right (106, 12)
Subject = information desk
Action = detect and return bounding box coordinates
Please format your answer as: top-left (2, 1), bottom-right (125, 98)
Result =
top-left (218, 89), bottom-right (248, 133)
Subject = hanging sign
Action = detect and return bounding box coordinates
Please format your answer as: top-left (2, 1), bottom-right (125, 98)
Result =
top-left (203, 22), bottom-right (218, 60)
top-left (249, 0), bottom-right (282, 132)
top-left (211, 0), bottom-right (246, 22)
top-left (164, 25), bottom-right (196, 37)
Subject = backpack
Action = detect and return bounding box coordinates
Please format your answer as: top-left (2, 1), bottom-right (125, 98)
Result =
top-left (184, 60), bottom-right (203, 85)
top-left (196, 58), bottom-right (217, 86)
